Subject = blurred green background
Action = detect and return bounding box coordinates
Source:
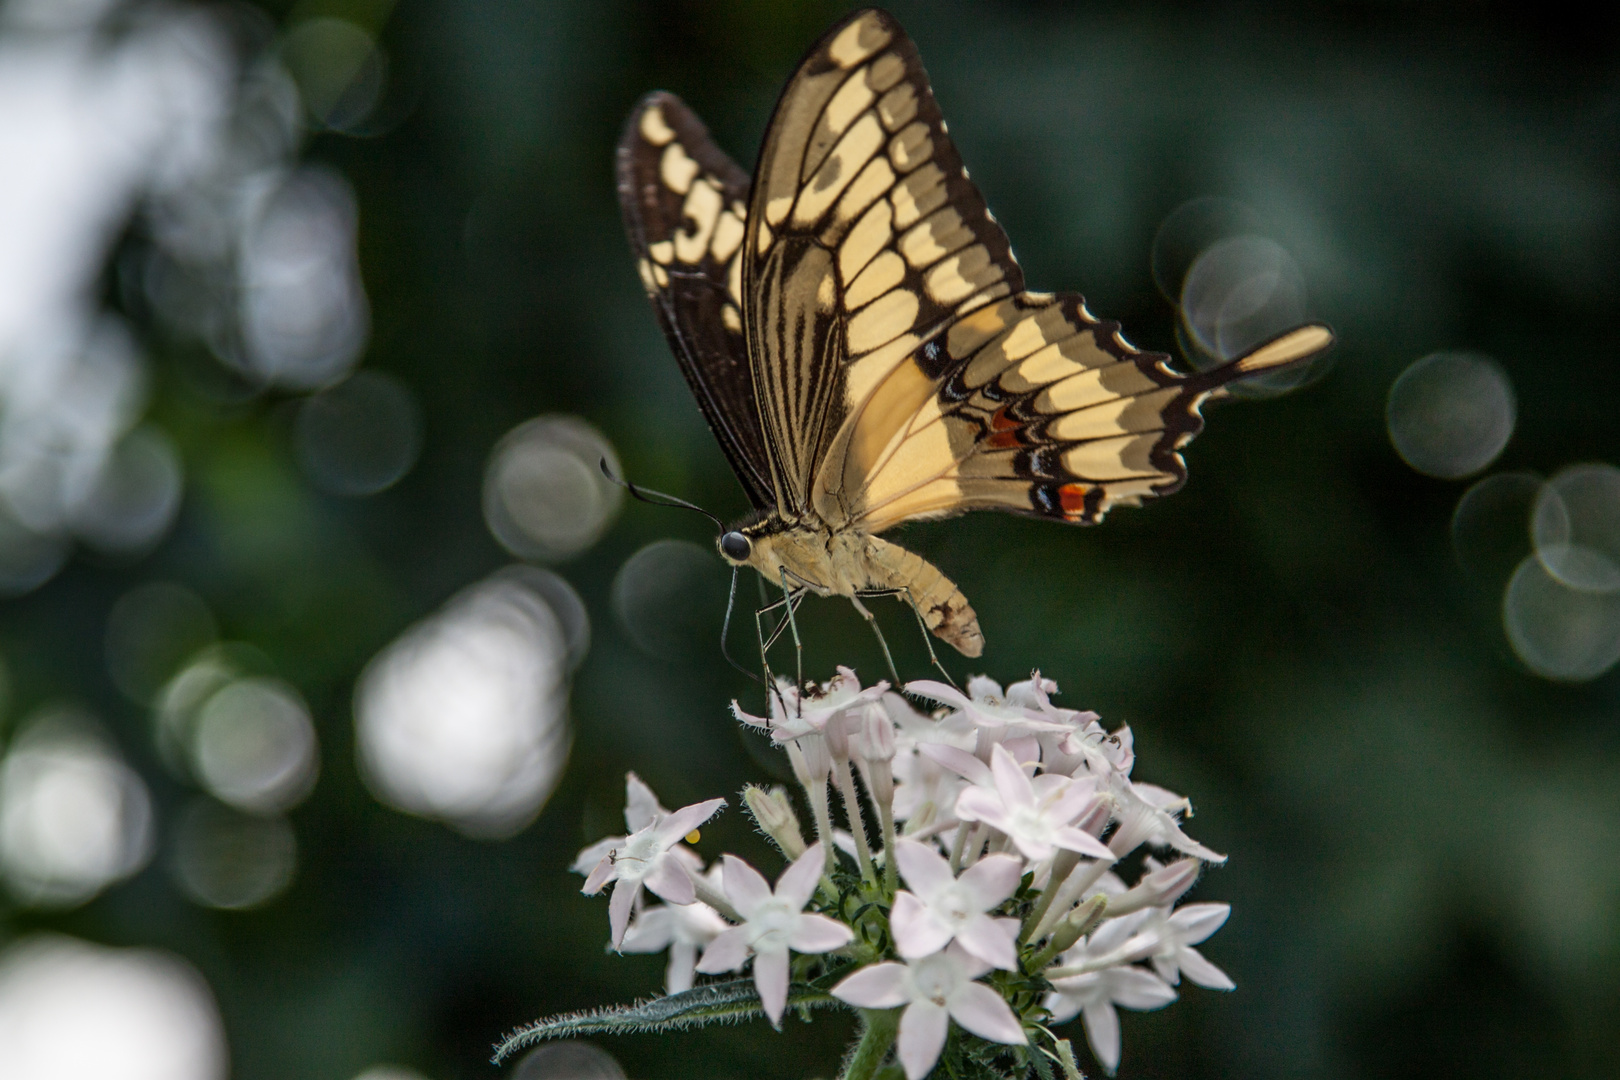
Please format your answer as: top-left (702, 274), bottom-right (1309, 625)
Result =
top-left (0, 1), bottom-right (1615, 1078)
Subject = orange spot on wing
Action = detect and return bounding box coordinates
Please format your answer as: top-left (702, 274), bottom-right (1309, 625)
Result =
top-left (985, 405), bottom-right (1022, 448)
top-left (1058, 483), bottom-right (1090, 515)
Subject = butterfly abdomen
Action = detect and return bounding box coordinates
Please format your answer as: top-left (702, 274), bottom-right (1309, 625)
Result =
top-left (862, 535), bottom-right (983, 658)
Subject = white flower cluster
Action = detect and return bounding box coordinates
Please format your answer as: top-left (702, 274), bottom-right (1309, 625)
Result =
top-left (573, 669), bottom-right (1234, 1078)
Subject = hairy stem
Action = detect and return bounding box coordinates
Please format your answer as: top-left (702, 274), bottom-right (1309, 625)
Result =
top-left (839, 1008), bottom-right (900, 1080)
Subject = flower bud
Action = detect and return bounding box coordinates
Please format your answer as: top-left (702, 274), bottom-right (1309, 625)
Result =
top-left (1105, 856), bottom-right (1199, 916)
top-left (743, 784), bottom-right (807, 860)
top-left (822, 710), bottom-right (851, 762)
top-left (1040, 893), bottom-right (1109, 963)
top-left (856, 703), bottom-right (895, 763)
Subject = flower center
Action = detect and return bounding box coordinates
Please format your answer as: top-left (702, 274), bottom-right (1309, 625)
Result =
top-left (909, 954), bottom-right (959, 1007)
top-left (748, 900), bottom-right (796, 952)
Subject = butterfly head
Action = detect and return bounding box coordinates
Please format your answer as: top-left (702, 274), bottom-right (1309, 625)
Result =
top-left (718, 530), bottom-right (752, 563)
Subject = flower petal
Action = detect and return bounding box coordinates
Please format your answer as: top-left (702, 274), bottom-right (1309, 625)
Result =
top-left (1169, 902), bottom-right (1231, 945)
top-left (891, 891), bottom-right (953, 960)
top-left (720, 854), bottom-right (771, 916)
top-left (571, 837), bottom-right (622, 876)
top-left (753, 946), bottom-right (790, 1025)
top-left (1109, 966), bottom-right (1178, 1010)
top-left (695, 926), bottom-right (750, 974)
top-left (955, 913), bottom-right (1018, 971)
top-left (581, 854), bottom-right (616, 895)
top-left (957, 853), bottom-right (1023, 908)
top-left (953, 787), bottom-right (1012, 832)
top-left (1052, 825), bottom-right (1116, 860)
top-left (919, 742), bottom-right (992, 787)
top-left (788, 912), bottom-right (854, 954)
top-left (620, 906), bottom-right (675, 952)
top-left (656, 797), bottom-right (727, 845)
top-left (896, 1000), bottom-right (950, 1080)
top-left (643, 857), bottom-right (696, 906)
top-left (1081, 999), bottom-right (1122, 1074)
top-left (947, 981), bottom-right (1026, 1045)
top-left (830, 962), bottom-right (910, 1009)
top-left (1177, 946), bottom-right (1235, 991)
top-left (608, 878), bottom-right (639, 949)
top-left (893, 838), bottom-right (955, 898)
top-left (989, 744), bottom-right (1036, 810)
top-left (624, 772), bottom-right (667, 832)
top-left (666, 939), bottom-right (698, 994)
top-left (904, 679), bottom-right (973, 712)
top-left (774, 843), bottom-right (826, 910)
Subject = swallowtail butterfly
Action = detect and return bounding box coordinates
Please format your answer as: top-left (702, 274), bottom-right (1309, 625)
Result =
top-left (617, 8), bottom-right (1332, 658)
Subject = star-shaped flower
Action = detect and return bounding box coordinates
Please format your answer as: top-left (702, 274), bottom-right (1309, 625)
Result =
top-left (1044, 911), bottom-right (1176, 1075)
top-left (695, 843), bottom-right (853, 1024)
top-left (570, 772), bottom-right (678, 875)
top-left (890, 838), bottom-right (1022, 969)
top-left (619, 871), bottom-right (730, 994)
top-left (954, 745), bottom-right (1114, 862)
top-left (831, 943), bottom-right (1026, 1080)
top-left (1139, 902), bottom-right (1234, 990)
top-left (734, 667), bottom-right (887, 743)
top-left (581, 796), bottom-right (726, 948)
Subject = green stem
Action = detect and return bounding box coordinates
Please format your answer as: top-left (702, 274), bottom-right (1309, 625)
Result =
top-left (835, 759), bottom-right (877, 885)
top-left (878, 799), bottom-right (899, 896)
top-left (839, 1008), bottom-right (900, 1080)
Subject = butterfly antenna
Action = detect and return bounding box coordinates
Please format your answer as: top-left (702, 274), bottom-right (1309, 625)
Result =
top-left (599, 458), bottom-right (726, 532)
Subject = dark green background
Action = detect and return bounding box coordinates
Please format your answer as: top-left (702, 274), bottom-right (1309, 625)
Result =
top-left (3, 1), bottom-right (1617, 1078)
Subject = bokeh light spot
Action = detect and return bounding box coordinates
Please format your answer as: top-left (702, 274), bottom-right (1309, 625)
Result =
top-left (512, 1042), bottom-right (627, 1079)
top-left (191, 677), bottom-right (318, 813)
top-left (169, 798), bottom-right (297, 911)
top-left (355, 572), bottom-right (574, 839)
top-left (1150, 196), bottom-right (1263, 304)
top-left (280, 18), bottom-right (387, 133)
top-left (73, 425), bottom-right (184, 553)
top-left (0, 711), bottom-right (153, 907)
top-left (1179, 235), bottom-right (1319, 398)
top-left (294, 370), bottom-right (422, 496)
top-left (611, 539), bottom-right (729, 662)
top-left (1387, 351), bottom-right (1516, 480)
top-left (1503, 554), bottom-right (1620, 681)
top-left (0, 934), bottom-right (227, 1080)
top-left (483, 415), bottom-right (624, 562)
top-left (1450, 471), bottom-right (1541, 583)
top-left (1531, 463), bottom-right (1620, 593)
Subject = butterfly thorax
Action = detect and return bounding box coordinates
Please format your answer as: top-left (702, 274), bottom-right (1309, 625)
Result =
top-left (719, 514), bottom-right (986, 657)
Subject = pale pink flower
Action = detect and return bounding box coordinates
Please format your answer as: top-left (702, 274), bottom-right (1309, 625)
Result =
top-left (905, 676), bottom-right (1071, 737)
top-left (831, 943), bottom-right (1026, 1080)
top-left (1044, 963), bottom-right (1176, 1075)
top-left (570, 772), bottom-right (678, 875)
top-left (694, 843), bottom-right (852, 1024)
top-left (733, 667), bottom-right (887, 742)
top-left (581, 797), bottom-right (726, 948)
top-left (890, 838), bottom-right (1022, 969)
top-left (954, 745), bottom-right (1114, 862)
top-left (1107, 780), bottom-right (1225, 862)
top-left (1140, 902), bottom-right (1235, 990)
top-left (620, 870), bottom-right (729, 993)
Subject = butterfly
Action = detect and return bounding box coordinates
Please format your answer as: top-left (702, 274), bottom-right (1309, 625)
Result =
top-left (617, 7), bottom-right (1331, 661)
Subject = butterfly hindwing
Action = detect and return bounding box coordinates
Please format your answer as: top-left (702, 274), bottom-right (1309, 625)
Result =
top-left (829, 297), bottom-right (1333, 533)
top-left (742, 8), bottom-right (1022, 517)
top-left (617, 92), bottom-right (774, 510)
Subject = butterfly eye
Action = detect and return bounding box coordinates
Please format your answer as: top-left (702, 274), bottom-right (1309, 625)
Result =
top-left (719, 531), bottom-right (752, 561)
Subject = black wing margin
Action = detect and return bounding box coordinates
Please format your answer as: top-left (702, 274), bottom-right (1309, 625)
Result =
top-left (617, 92), bottom-right (774, 510)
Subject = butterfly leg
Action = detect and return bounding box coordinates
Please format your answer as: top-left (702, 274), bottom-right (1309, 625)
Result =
top-left (847, 594), bottom-right (902, 688)
top-left (895, 586), bottom-right (961, 690)
top-left (753, 588), bottom-right (805, 700)
top-left (778, 567), bottom-right (807, 692)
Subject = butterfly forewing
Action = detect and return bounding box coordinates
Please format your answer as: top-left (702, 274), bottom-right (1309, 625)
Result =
top-left (741, 9), bottom-right (1023, 517)
top-left (617, 92), bottom-right (774, 509)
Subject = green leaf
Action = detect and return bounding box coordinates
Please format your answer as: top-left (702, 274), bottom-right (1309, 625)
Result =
top-left (491, 978), bottom-right (845, 1062)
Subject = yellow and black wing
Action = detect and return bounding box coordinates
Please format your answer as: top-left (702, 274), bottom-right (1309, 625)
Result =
top-left (617, 92), bottom-right (773, 510)
top-left (741, 8), bottom-right (1021, 519)
top-left (729, 8), bottom-right (1331, 533)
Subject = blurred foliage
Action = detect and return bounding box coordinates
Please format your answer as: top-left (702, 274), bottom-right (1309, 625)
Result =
top-left (2, 1), bottom-right (1618, 1078)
